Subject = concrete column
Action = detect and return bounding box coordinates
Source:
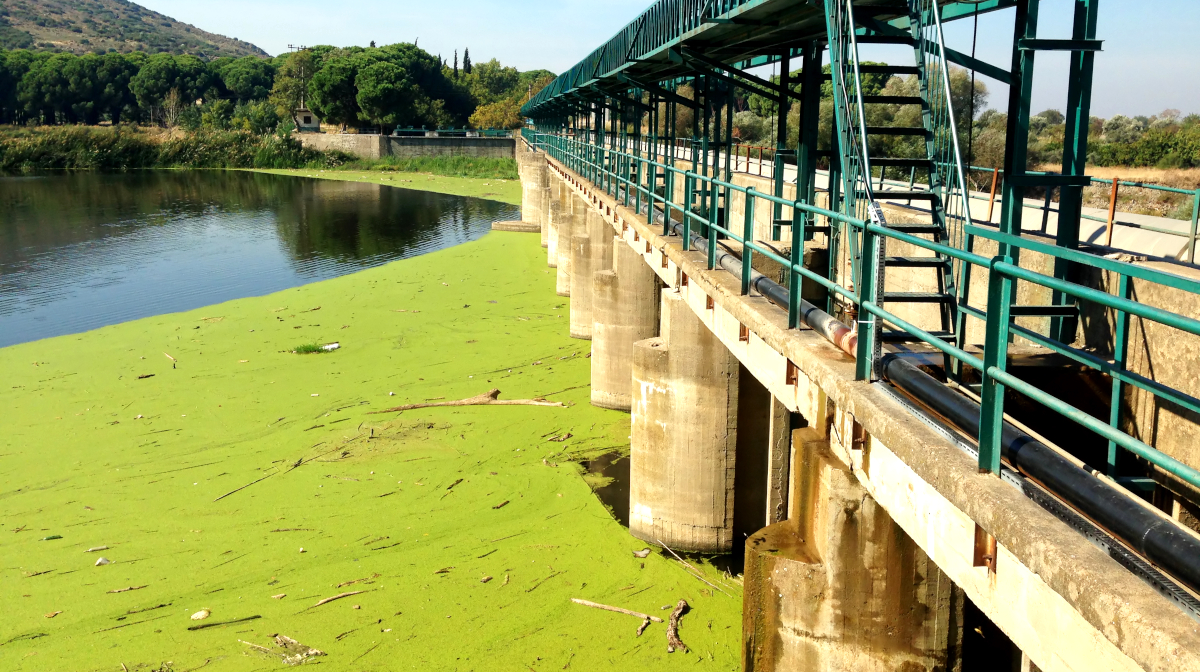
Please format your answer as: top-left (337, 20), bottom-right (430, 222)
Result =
top-left (538, 159), bottom-right (551, 249)
top-left (547, 178), bottom-right (562, 268)
top-left (569, 231), bottom-right (594, 339)
top-left (520, 154), bottom-right (545, 229)
top-left (556, 192), bottom-right (585, 297)
top-left (742, 428), bottom-right (962, 672)
top-left (592, 239), bottom-right (660, 411)
top-left (630, 290), bottom-right (739, 553)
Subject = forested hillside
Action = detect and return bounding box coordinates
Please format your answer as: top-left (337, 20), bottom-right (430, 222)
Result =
top-left (0, 44), bottom-right (553, 132)
top-left (0, 0), bottom-right (266, 57)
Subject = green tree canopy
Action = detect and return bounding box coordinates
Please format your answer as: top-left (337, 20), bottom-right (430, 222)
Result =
top-left (129, 53), bottom-right (215, 110)
top-left (220, 56), bottom-right (276, 102)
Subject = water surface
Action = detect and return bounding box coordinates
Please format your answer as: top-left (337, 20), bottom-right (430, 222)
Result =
top-left (0, 171), bottom-right (516, 347)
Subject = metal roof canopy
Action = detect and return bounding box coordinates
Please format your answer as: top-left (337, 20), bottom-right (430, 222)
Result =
top-left (522, 0), bottom-right (1018, 118)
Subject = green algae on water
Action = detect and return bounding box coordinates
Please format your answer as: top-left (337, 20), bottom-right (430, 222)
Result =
top-left (0, 227), bottom-right (742, 671)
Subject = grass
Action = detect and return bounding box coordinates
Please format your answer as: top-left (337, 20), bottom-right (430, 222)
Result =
top-left (342, 155), bottom-right (519, 180)
top-left (1034, 164), bottom-right (1200, 221)
top-left (0, 204), bottom-right (742, 669)
top-left (254, 167), bottom-right (523, 205)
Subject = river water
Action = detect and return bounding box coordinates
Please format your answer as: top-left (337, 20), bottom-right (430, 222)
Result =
top-left (0, 171), bottom-right (517, 348)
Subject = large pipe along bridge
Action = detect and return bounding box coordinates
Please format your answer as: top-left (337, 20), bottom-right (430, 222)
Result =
top-left (510, 1), bottom-right (1200, 670)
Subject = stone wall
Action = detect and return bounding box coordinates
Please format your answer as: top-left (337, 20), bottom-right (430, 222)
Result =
top-left (299, 134), bottom-right (515, 161)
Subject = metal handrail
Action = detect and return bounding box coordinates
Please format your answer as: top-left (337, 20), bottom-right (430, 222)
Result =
top-left (524, 128), bottom-right (1200, 489)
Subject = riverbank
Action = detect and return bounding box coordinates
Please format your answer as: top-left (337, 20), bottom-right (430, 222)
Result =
top-left (0, 127), bottom-right (520, 181)
top-left (255, 167), bottom-right (523, 204)
top-left (0, 206), bottom-right (742, 669)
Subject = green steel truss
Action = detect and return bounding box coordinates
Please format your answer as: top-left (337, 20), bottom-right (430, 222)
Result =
top-left (519, 0), bottom-right (1200, 503)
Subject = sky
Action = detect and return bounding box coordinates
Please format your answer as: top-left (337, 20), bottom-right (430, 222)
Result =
top-left (137, 0), bottom-right (1199, 119)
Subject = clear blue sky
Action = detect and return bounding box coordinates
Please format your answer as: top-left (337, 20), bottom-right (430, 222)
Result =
top-left (138, 0), bottom-right (1198, 118)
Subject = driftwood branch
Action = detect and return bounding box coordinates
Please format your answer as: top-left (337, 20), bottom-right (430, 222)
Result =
top-left (369, 389), bottom-right (564, 414)
top-left (310, 590), bottom-right (365, 609)
top-left (570, 598), bottom-right (664, 623)
top-left (656, 539), bottom-right (732, 596)
top-left (666, 599), bottom-right (689, 653)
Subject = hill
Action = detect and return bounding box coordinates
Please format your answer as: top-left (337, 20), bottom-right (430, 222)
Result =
top-left (0, 0), bottom-right (268, 58)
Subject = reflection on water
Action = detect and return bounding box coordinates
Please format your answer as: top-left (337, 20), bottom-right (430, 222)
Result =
top-left (0, 171), bottom-right (517, 347)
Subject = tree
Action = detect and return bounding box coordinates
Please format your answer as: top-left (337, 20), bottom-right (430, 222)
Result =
top-left (463, 48), bottom-right (471, 75)
top-left (220, 56), bottom-right (275, 102)
top-left (95, 52), bottom-right (141, 124)
top-left (270, 49), bottom-right (315, 127)
top-left (469, 99), bottom-right (522, 129)
top-left (307, 52), bottom-right (362, 129)
top-left (355, 60), bottom-right (421, 131)
top-left (467, 58), bottom-right (519, 106)
top-left (453, 50), bottom-right (458, 78)
top-left (129, 53), bottom-right (215, 114)
top-left (18, 53), bottom-right (70, 124)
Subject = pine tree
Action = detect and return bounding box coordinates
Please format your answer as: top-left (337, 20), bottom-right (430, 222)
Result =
top-left (369, 40), bottom-right (376, 48)
top-left (463, 49), bottom-right (472, 75)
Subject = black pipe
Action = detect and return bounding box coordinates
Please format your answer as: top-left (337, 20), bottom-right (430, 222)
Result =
top-left (881, 354), bottom-right (1200, 594)
top-left (649, 205), bottom-right (1200, 594)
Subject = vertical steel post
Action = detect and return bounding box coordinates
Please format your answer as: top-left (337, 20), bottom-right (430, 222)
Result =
top-left (773, 51), bottom-right (791, 240)
top-left (1106, 273), bottom-right (1132, 476)
top-left (683, 173), bottom-right (695, 251)
top-left (743, 189), bottom-right (756, 295)
top-left (1190, 189), bottom-right (1200, 264)
top-left (1052, 0), bottom-right (1100, 343)
top-left (998, 0), bottom-right (1039, 258)
top-left (979, 256), bottom-right (1015, 475)
top-left (854, 224), bottom-right (880, 381)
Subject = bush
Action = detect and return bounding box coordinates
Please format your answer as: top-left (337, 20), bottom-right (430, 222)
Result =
top-left (0, 125), bottom-right (349, 172)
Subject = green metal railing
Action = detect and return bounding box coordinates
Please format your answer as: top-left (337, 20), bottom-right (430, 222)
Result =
top-left (525, 129), bottom-right (1200, 491)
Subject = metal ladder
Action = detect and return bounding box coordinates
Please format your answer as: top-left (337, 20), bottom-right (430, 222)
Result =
top-left (824, 0), bottom-right (975, 350)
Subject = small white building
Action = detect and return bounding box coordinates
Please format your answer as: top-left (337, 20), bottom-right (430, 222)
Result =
top-left (295, 106), bottom-right (321, 133)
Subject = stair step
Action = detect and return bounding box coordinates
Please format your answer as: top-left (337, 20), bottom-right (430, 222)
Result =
top-left (863, 95), bottom-right (924, 105)
top-left (885, 256), bottom-right (951, 268)
top-left (882, 330), bottom-right (955, 343)
top-left (866, 126), bottom-right (927, 136)
top-left (883, 292), bottom-right (955, 304)
top-left (872, 157), bottom-right (933, 168)
top-left (875, 190), bottom-right (939, 200)
top-left (858, 64), bottom-right (922, 76)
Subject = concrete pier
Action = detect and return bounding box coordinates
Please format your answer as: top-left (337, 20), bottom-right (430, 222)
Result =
top-left (630, 290), bottom-right (739, 552)
top-left (556, 193), bottom-right (585, 296)
top-left (592, 240), bottom-right (661, 411)
top-left (742, 428), bottom-right (960, 672)
top-left (546, 177), bottom-right (562, 268)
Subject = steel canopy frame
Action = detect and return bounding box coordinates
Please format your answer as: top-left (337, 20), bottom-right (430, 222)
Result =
top-left (522, 0), bottom-right (1016, 120)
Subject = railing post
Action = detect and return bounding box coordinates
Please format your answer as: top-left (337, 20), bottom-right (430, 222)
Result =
top-left (683, 173), bottom-right (695, 251)
top-left (979, 255), bottom-right (1015, 476)
top-left (986, 168), bottom-right (999, 223)
top-left (742, 189), bottom-right (756, 295)
top-left (1189, 188), bottom-right (1199, 264)
top-left (1105, 177), bottom-right (1120, 247)
top-left (788, 202), bottom-right (806, 330)
top-left (1106, 273), bottom-right (1132, 476)
top-left (707, 179), bottom-right (719, 271)
top-left (854, 223), bottom-right (881, 382)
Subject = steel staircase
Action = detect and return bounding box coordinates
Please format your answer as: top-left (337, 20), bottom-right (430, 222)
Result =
top-left (823, 0), bottom-right (976, 349)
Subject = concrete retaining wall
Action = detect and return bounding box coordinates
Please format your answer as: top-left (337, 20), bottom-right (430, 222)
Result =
top-left (298, 134), bottom-right (515, 161)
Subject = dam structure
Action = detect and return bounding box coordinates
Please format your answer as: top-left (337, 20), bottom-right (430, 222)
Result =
top-left (511, 1), bottom-right (1200, 671)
